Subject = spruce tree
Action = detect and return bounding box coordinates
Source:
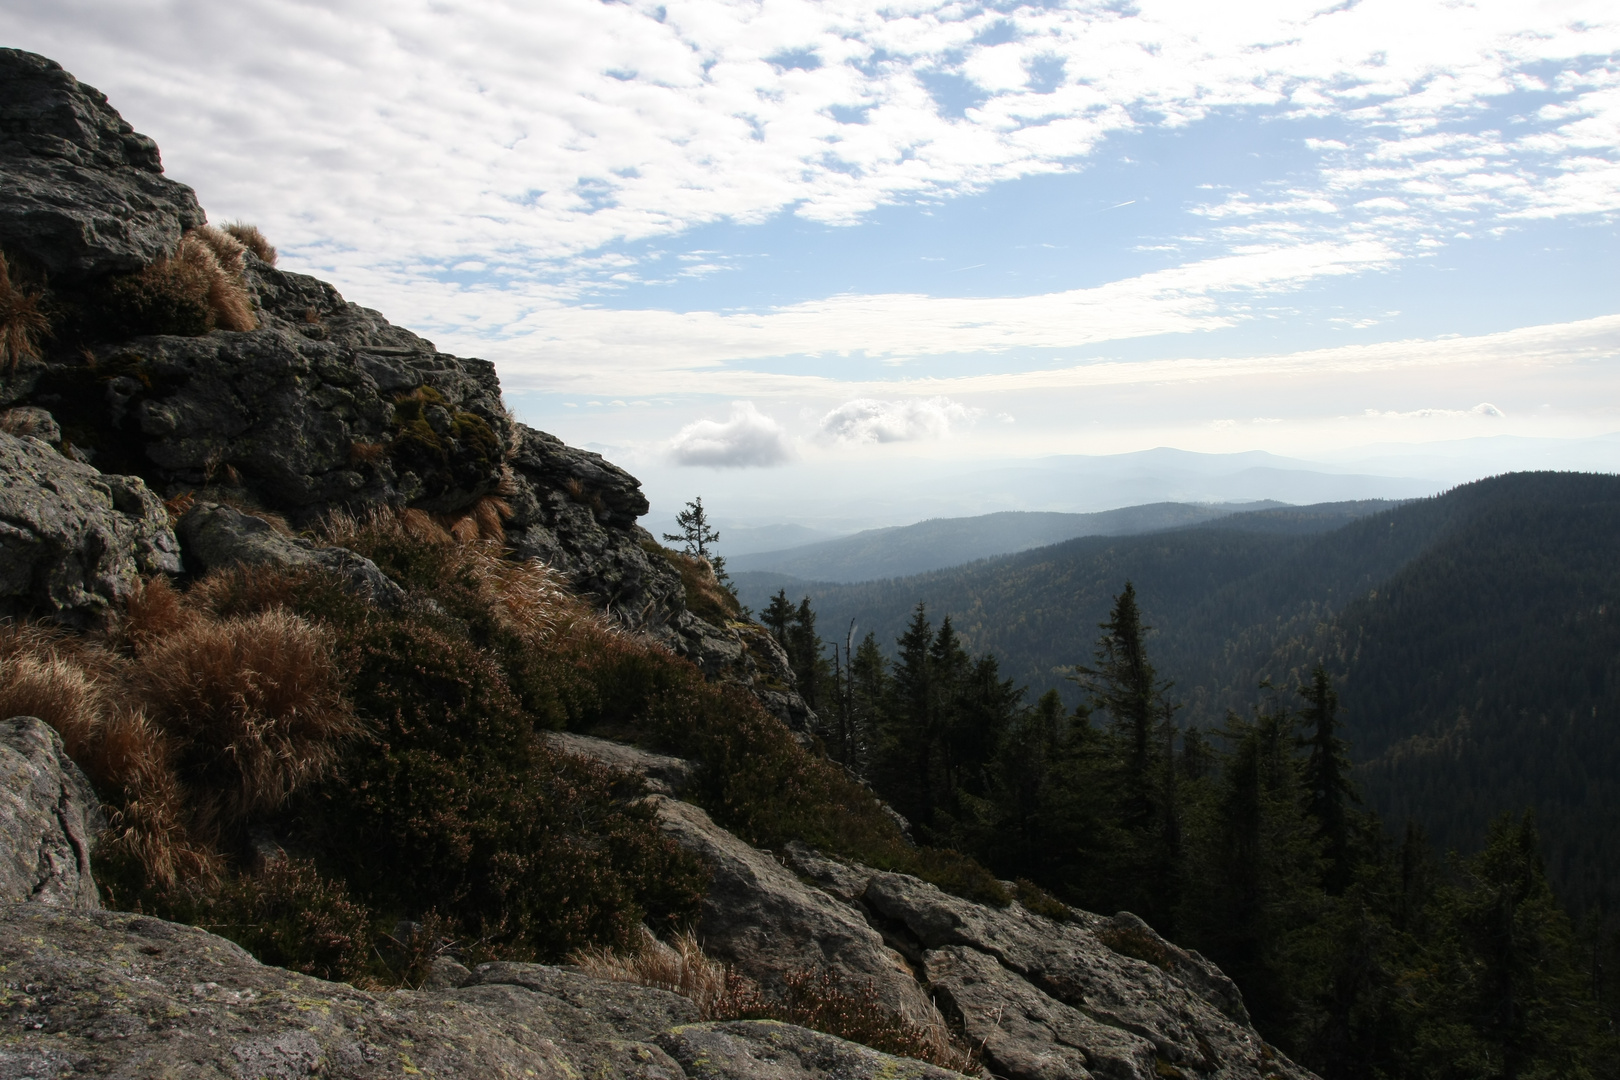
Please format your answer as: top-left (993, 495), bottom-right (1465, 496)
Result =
top-left (761, 589), bottom-right (795, 647)
top-left (662, 496), bottom-right (727, 580)
top-left (1300, 665), bottom-right (1360, 895)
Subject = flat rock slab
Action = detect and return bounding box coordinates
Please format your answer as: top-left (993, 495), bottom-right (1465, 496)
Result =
top-left (0, 904), bottom-right (969, 1080)
top-left (0, 904), bottom-right (576, 1079)
top-left (657, 1020), bottom-right (964, 1080)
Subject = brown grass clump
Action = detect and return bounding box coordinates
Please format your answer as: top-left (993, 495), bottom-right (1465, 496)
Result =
top-left (0, 252), bottom-right (49, 374)
top-left (572, 930), bottom-right (973, 1070)
top-left (111, 229), bottom-right (257, 335)
top-left (0, 579), bottom-right (355, 889)
top-left (347, 440), bottom-right (387, 467)
top-left (136, 605), bottom-right (358, 833)
top-left (572, 927), bottom-right (767, 1019)
top-left (179, 229), bottom-right (256, 331)
top-left (222, 221), bottom-right (277, 265)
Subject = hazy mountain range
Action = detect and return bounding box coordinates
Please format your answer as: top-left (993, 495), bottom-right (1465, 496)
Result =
top-left (729, 501), bottom-right (1295, 583)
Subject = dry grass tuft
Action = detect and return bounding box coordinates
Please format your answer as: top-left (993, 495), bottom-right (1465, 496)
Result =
top-left (190, 225), bottom-right (247, 277)
top-left (572, 929), bottom-right (973, 1070)
top-left (323, 507), bottom-right (591, 649)
top-left (137, 607), bottom-right (358, 832)
top-left (0, 252), bottom-right (49, 374)
top-left (572, 927), bottom-right (766, 1020)
top-left (222, 222), bottom-right (277, 265)
top-left (348, 441), bottom-right (387, 467)
top-left (0, 582), bottom-right (357, 889)
top-left (179, 230), bottom-right (256, 331)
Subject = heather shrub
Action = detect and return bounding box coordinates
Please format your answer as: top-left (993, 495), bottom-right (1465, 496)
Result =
top-left (188, 553), bottom-right (706, 961)
top-left (0, 251), bottom-right (49, 373)
top-left (156, 858), bottom-right (376, 983)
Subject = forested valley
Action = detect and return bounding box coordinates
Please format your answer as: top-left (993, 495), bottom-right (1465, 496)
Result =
top-left (749, 472), bottom-right (1620, 1079)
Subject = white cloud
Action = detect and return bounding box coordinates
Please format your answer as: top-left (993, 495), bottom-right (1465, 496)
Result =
top-left (4, 0), bottom-right (1615, 318)
top-left (669, 401), bottom-right (792, 468)
top-left (1364, 403), bottom-right (1506, 421)
top-left (819, 396), bottom-right (982, 443)
top-left (488, 239), bottom-right (1402, 389)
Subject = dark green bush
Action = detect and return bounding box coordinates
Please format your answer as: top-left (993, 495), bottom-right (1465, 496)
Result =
top-left (178, 562), bottom-right (707, 963)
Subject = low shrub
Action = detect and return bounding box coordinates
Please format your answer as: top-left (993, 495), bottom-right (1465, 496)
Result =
top-left (157, 858), bottom-right (376, 984)
top-left (1013, 877), bottom-right (1073, 922)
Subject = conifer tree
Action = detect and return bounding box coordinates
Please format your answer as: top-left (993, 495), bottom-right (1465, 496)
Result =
top-left (662, 497), bottom-right (727, 580)
top-left (1300, 665), bottom-right (1360, 895)
top-left (761, 589), bottom-right (795, 646)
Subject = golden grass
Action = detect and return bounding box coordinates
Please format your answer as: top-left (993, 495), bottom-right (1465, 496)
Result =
top-left (222, 222), bottom-right (277, 265)
top-left (322, 507), bottom-right (590, 648)
top-left (0, 577), bottom-right (355, 888)
top-left (137, 604), bottom-right (358, 832)
top-left (571, 929), bottom-right (973, 1070)
top-left (0, 252), bottom-right (49, 374)
top-left (572, 927), bottom-right (766, 1019)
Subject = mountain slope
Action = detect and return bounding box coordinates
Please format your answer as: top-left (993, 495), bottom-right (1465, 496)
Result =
top-left (741, 476), bottom-right (1620, 910)
top-left (729, 502), bottom-right (1289, 583)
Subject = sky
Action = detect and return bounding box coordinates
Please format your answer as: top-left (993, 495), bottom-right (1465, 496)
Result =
top-left (6, 0), bottom-right (1620, 529)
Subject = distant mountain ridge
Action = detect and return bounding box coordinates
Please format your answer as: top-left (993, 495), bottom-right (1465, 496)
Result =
top-left (729, 500), bottom-right (1298, 583)
top-left (735, 475), bottom-right (1620, 913)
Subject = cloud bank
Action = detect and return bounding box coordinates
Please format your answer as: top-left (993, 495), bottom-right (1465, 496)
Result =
top-left (669, 402), bottom-right (792, 468)
top-left (820, 397), bottom-right (982, 444)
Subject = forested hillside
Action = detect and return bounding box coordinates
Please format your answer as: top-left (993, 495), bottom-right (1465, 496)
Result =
top-left (729, 501), bottom-right (1286, 582)
top-left (743, 475), bottom-right (1620, 917)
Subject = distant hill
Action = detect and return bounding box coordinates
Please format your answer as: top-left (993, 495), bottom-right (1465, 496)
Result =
top-left (737, 476), bottom-right (1620, 913)
top-left (729, 501), bottom-right (1291, 583)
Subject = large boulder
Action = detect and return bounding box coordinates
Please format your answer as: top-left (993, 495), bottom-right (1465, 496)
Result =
top-left (0, 717), bottom-right (104, 909)
top-left (649, 795), bottom-right (942, 1035)
top-left (177, 499), bottom-right (406, 607)
top-left (843, 864), bottom-right (1311, 1080)
top-left (0, 429), bottom-right (181, 624)
top-left (0, 48), bottom-right (204, 280)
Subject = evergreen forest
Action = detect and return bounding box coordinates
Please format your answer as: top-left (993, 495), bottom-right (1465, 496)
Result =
top-left (753, 471), bottom-right (1620, 1079)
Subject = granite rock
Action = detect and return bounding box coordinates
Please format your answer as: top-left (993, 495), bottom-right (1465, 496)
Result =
top-left (0, 717), bottom-right (104, 909)
top-left (177, 499), bottom-right (406, 607)
top-left (0, 430), bottom-right (181, 624)
top-left (0, 49), bottom-right (204, 281)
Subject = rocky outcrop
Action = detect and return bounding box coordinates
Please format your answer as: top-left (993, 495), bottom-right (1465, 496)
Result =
top-left (0, 47), bottom-right (819, 725)
top-left (0, 429), bottom-right (181, 624)
top-left (553, 732), bottom-right (1312, 1080)
top-left (656, 1021), bottom-right (963, 1080)
top-left (177, 499), bottom-right (407, 607)
top-left (650, 796), bottom-right (940, 1032)
top-left (793, 850), bottom-right (1309, 1080)
top-left (0, 902), bottom-right (970, 1080)
top-left (0, 48), bottom-right (204, 281)
top-left (0, 717), bottom-right (103, 908)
